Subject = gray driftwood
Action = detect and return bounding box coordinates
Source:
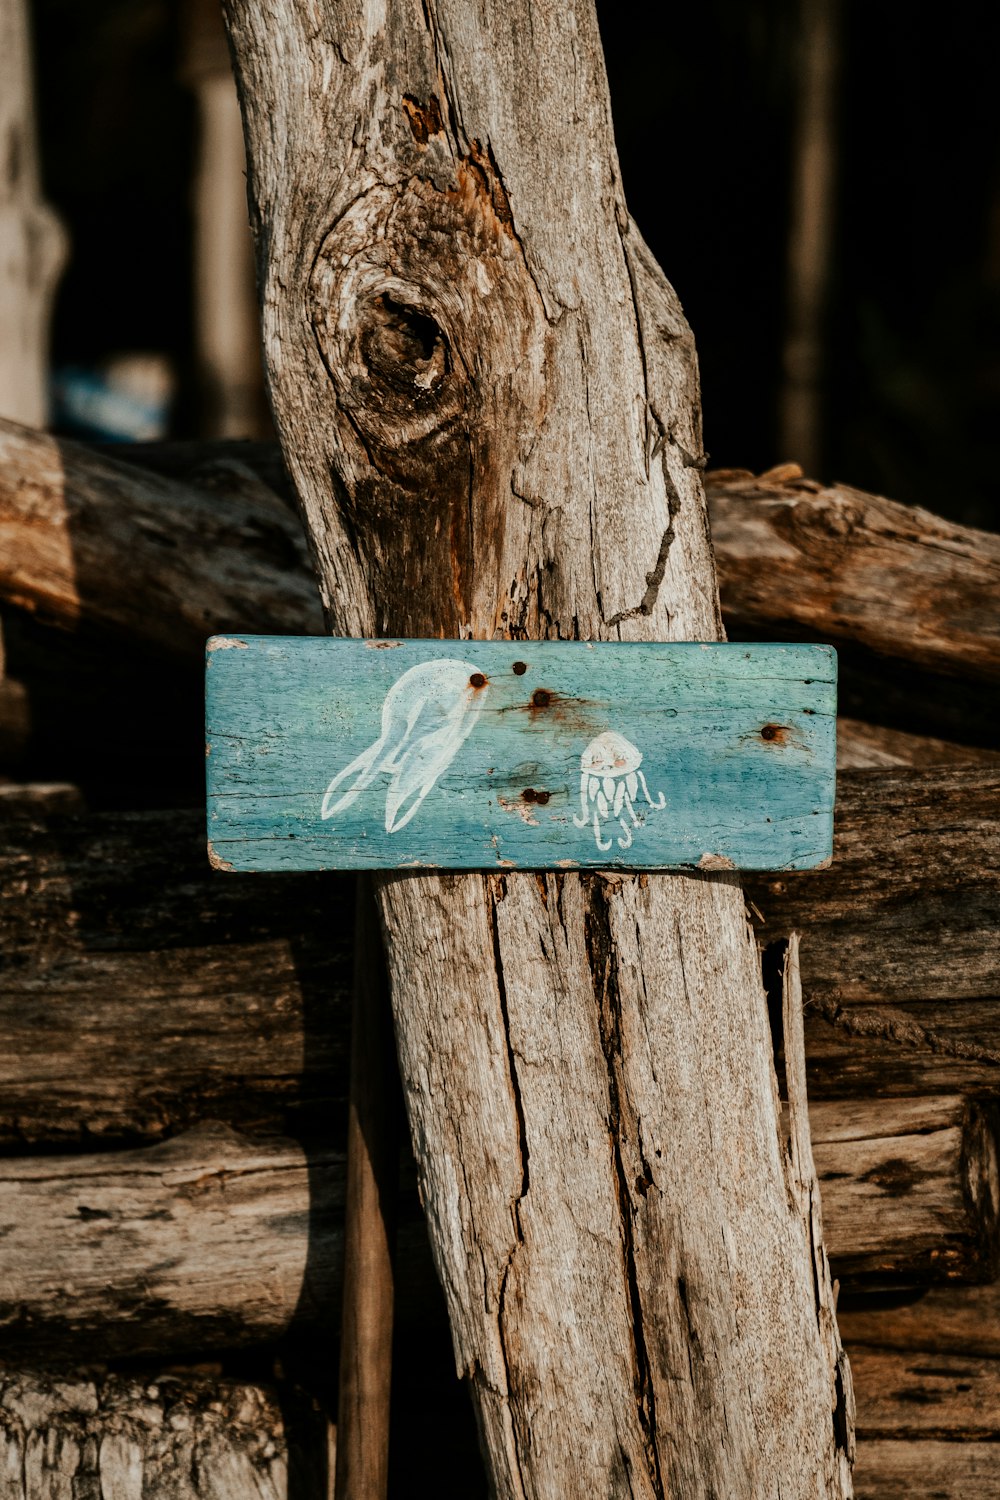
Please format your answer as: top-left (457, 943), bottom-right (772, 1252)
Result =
top-left (223, 3), bottom-right (853, 1494)
top-left (0, 1365), bottom-right (332, 1500)
top-left (0, 1100), bottom-right (992, 1362)
top-left (707, 464), bottom-right (1000, 689)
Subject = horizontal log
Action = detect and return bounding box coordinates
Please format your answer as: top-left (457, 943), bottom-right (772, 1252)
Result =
top-left (0, 1124), bottom-right (436, 1358)
top-left (836, 716), bottom-right (1000, 770)
top-left (852, 1439), bottom-right (1000, 1500)
top-left (0, 418), bottom-right (322, 657)
top-left (2, 765), bottom-right (998, 1153)
top-left (0, 792), bottom-right (353, 1146)
top-left (757, 761), bottom-right (1000, 1100)
top-left (705, 466), bottom-right (1000, 685)
top-left (838, 1281), bottom-right (1000, 1359)
top-left (1, 1360), bottom-right (988, 1500)
top-left (0, 1101), bottom-right (994, 1361)
top-left (0, 1125), bottom-right (349, 1356)
top-left (848, 1346), bottom-right (1000, 1440)
top-left (2, 424), bottom-right (999, 749)
top-left (708, 464), bottom-right (1000, 745)
top-left (745, 765), bottom-right (1000, 1007)
top-left (809, 1095), bottom-right (999, 1284)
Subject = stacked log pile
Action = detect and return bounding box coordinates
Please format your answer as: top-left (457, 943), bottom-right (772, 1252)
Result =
top-left (1, 419), bottom-right (999, 1495)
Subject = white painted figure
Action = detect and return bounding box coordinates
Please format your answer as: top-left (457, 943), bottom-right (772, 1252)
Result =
top-left (573, 731), bottom-right (666, 851)
top-left (321, 659), bottom-right (488, 832)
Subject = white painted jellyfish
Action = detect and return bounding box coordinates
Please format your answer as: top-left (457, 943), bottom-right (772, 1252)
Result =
top-left (572, 730), bottom-right (666, 851)
top-left (321, 659), bottom-right (488, 833)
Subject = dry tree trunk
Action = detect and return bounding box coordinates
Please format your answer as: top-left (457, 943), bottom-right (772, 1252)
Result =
top-left (181, 0), bottom-right (270, 440)
top-left (222, 3), bottom-right (854, 1493)
top-left (0, 0), bottom-right (65, 428)
top-left (779, 0), bottom-right (841, 472)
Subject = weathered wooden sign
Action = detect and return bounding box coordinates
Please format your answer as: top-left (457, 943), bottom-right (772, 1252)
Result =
top-left (205, 637), bottom-right (836, 872)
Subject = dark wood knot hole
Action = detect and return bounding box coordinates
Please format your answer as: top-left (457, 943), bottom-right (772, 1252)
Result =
top-left (360, 294), bottom-right (449, 394)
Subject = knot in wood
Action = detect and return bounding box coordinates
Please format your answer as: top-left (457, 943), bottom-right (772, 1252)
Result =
top-left (359, 293), bottom-right (450, 404)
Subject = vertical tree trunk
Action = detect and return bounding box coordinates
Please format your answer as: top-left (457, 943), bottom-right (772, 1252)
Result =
top-left (181, 0), bottom-right (269, 439)
top-left (778, 0), bottom-right (841, 474)
top-left (223, 4), bottom-right (855, 1494)
top-left (0, 0), bottom-right (65, 427)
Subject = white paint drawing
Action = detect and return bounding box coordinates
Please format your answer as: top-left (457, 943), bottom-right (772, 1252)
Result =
top-left (573, 731), bottom-right (666, 851)
top-left (321, 659), bottom-right (488, 833)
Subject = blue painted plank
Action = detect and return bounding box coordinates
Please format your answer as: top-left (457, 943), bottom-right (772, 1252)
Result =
top-left (205, 637), bottom-right (837, 873)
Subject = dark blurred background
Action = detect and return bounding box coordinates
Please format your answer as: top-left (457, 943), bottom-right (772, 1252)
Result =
top-left (30, 0), bottom-right (1000, 531)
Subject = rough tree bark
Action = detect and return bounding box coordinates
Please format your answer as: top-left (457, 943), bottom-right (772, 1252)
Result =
top-left (222, 4), bottom-right (854, 1493)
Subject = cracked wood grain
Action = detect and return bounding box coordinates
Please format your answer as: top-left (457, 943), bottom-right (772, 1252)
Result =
top-left (3, 768), bottom-right (997, 1150)
top-left (222, 2), bottom-right (853, 1493)
top-left (0, 1107), bottom-right (990, 1362)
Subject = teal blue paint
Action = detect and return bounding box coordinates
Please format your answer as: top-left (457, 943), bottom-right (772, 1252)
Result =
top-left (205, 637), bottom-right (837, 873)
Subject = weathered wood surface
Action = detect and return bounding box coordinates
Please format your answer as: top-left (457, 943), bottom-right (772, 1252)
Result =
top-left (0, 417), bottom-right (322, 655)
top-left (206, 637), bottom-right (836, 872)
top-left (708, 465), bottom-right (1000, 741)
top-left (745, 766), bottom-right (1000, 1006)
top-left (852, 1440), bottom-right (1000, 1500)
top-left (838, 1281), bottom-right (1000, 1358)
top-left (0, 1125), bottom-right (351, 1357)
top-left (224, 1), bottom-right (853, 1493)
top-left (0, 1365), bottom-right (332, 1500)
top-left (0, 795), bottom-right (353, 1147)
top-left (750, 764), bottom-right (1000, 1098)
top-left (3, 421), bottom-right (999, 693)
top-left (0, 0), bottom-right (66, 428)
top-left (849, 1346), bottom-right (1000, 1440)
top-left (809, 1095), bottom-right (999, 1285)
top-left (0, 1101), bottom-right (991, 1361)
top-left (839, 1283), bottom-right (1000, 1496)
top-left (0, 1362), bottom-right (986, 1500)
top-left (2, 766), bottom-right (998, 1153)
top-left (835, 716), bottom-right (1000, 770)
